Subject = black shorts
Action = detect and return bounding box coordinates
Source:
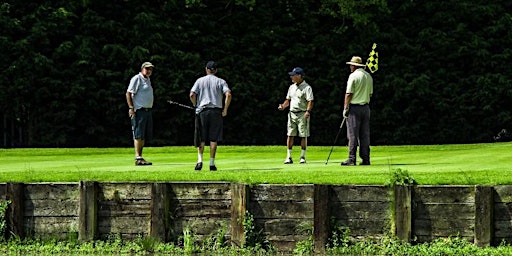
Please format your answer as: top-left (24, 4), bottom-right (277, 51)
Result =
top-left (198, 108), bottom-right (223, 143)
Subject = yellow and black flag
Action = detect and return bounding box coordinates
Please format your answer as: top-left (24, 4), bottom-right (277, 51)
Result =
top-left (366, 43), bottom-right (378, 73)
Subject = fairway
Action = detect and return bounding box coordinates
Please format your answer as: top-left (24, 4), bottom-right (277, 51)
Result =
top-left (1, 143), bottom-right (511, 185)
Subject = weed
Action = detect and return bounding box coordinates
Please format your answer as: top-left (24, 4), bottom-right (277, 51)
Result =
top-left (327, 219), bottom-right (351, 249)
top-left (387, 168), bottom-right (417, 186)
top-left (242, 210), bottom-right (271, 250)
top-left (0, 200), bottom-right (10, 242)
top-left (293, 222), bottom-right (314, 255)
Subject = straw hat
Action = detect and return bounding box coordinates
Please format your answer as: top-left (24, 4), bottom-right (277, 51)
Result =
top-left (346, 56), bottom-right (366, 67)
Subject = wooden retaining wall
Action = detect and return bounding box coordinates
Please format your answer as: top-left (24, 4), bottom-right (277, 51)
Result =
top-left (0, 182), bottom-right (510, 252)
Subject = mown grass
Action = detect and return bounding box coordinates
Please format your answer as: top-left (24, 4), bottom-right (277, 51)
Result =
top-left (2, 143), bottom-right (512, 254)
top-left (1, 143), bottom-right (512, 184)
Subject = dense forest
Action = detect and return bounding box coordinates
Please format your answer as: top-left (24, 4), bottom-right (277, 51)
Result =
top-left (1, 0), bottom-right (511, 147)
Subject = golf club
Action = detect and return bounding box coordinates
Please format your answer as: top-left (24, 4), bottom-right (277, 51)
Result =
top-left (167, 99), bottom-right (195, 110)
top-left (167, 99), bottom-right (201, 147)
top-left (325, 117), bottom-right (347, 165)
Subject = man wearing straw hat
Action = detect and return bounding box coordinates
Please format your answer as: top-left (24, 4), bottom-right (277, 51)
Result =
top-left (341, 56), bottom-right (373, 166)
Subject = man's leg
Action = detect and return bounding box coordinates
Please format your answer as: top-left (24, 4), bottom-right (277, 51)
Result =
top-left (359, 107), bottom-right (371, 165)
top-left (342, 113), bottom-right (358, 165)
top-left (195, 142), bottom-right (205, 170)
top-left (134, 139), bottom-right (144, 158)
top-left (209, 141), bottom-right (218, 170)
top-left (285, 136), bottom-right (294, 164)
top-left (300, 137), bottom-right (307, 163)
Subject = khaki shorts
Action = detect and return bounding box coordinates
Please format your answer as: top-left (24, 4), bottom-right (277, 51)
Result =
top-left (287, 112), bottom-right (310, 137)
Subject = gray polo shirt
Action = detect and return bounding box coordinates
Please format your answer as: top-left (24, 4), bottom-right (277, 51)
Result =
top-left (127, 73), bottom-right (153, 110)
top-left (191, 74), bottom-right (230, 114)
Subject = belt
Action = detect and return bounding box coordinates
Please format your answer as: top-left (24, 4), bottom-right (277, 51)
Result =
top-left (138, 107), bottom-right (152, 111)
top-left (350, 103), bottom-right (368, 106)
top-left (203, 108), bottom-right (222, 111)
top-left (290, 110), bottom-right (306, 113)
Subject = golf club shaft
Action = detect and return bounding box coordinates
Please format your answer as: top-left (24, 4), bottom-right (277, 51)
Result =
top-left (325, 117), bottom-right (347, 165)
top-left (167, 100), bottom-right (195, 110)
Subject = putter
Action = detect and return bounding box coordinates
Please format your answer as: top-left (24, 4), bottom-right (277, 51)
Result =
top-left (325, 117), bottom-right (347, 165)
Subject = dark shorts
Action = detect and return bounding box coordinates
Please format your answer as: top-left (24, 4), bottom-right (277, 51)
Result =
top-left (131, 108), bottom-right (153, 140)
top-left (198, 108), bottom-right (223, 143)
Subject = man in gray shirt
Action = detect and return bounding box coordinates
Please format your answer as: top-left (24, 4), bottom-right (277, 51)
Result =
top-left (190, 61), bottom-right (232, 171)
top-left (126, 62), bottom-right (154, 165)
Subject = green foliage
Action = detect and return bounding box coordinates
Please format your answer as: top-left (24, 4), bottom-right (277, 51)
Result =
top-left (1, 0), bottom-right (511, 147)
top-left (242, 210), bottom-right (270, 250)
top-left (387, 169), bottom-right (417, 186)
top-left (293, 222), bottom-right (314, 255)
top-left (327, 218), bottom-right (351, 249)
top-left (0, 200), bottom-right (10, 242)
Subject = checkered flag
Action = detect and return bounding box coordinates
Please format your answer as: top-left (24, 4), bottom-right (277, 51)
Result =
top-left (366, 43), bottom-right (378, 73)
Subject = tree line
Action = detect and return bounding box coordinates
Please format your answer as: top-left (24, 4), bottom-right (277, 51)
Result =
top-left (1, 0), bottom-right (511, 147)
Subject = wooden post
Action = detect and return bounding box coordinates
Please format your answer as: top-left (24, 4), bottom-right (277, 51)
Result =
top-left (394, 185), bottom-right (412, 242)
top-left (151, 182), bottom-right (169, 242)
top-left (230, 183), bottom-right (248, 248)
top-left (6, 182), bottom-right (24, 240)
top-left (475, 185), bottom-right (493, 247)
top-left (79, 181), bottom-right (97, 242)
top-left (313, 184), bottom-right (330, 254)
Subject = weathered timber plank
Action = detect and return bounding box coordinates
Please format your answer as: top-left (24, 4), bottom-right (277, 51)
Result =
top-left (171, 217), bottom-right (230, 236)
top-left (250, 185), bottom-right (314, 201)
top-left (266, 239), bottom-right (301, 252)
top-left (417, 235), bottom-right (473, 243)
top-left (413, 219), bottom-right (474, 236)
top-left (255, 219), bottom-right (312, 236)
top-left (6, 182), bottom-right (24, 239)
top-left (249, 201), bottom-right (313, 218)
top-left (24, 183), bottom-right (78, 200)
top-left (395, 185), bottom-right (412, 242)
top-left (493, 220), bottom-right (512, 237)
top-left (98, 183), bottom-right (152, 200)
top-left (23, 216), bottom-right (78, 234)
top-left (98, 216), bottom-right (150, 234)
top-left (494, 202), bottom-right (512, 220)
top-left (98, 200), bottom-right (151, 216)
top-left (493, 185), bottom-right (512, 202)
top-left (474, 185), bottom-right (493, 247)
top-left (79, 181), bottom-right (97, 242)
top-left (413, 186), bottom-right (475, 203)
top-left (170, 199), bottom-right (231, 218)
top-left (0, 184), bottom-right (6, 199)
top-left (169, 183), bottom-right (231, 200)
top-left (150, 182), bottom-right (169, 242)
top-left (413, 203), bottom-right (475, 219)
top-left (314, 184), bottom-right (330, 254)
top-left (330, 201), bottom-right (390, 219)
top-left (330, 185), bottom-right (390, 202)
top-left (230, 183), bottom-right (248, 248)
top-left (334, 219), bottom-right (391, 236)
top-left (24, 199), bottom-right (78, 216)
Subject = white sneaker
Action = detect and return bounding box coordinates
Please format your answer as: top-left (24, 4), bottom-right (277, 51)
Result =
top-left (284, 158), bottom-right (293, 164)
top-left (300, 157), bottom-right (306, 164)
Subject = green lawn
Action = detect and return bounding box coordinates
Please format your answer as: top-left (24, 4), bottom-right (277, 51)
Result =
top-left (1, 142), bottom-right (511, 185)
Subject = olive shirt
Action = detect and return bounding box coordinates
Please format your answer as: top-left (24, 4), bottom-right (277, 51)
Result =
top-left (286, 81), bottom-right (314, 112)
top-left (346, 68), bottom-right (373, 104)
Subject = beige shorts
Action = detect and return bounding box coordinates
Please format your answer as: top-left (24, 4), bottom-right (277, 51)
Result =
top-left (287, 112), bottom-right (310, 137)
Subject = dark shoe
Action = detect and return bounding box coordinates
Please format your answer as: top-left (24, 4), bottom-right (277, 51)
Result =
top-left (195, 162), bottom-right (202, 171)
top-left (135, 158), bottom-right (152, 166)
top-left (284, 158), bottom-right (293, 164)
top-left (341, 159), bottom-right (355, 166)
top-left (360, 160), bottom-right (371, 165)
top-left (210, 165), bottom-right (217, 171)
